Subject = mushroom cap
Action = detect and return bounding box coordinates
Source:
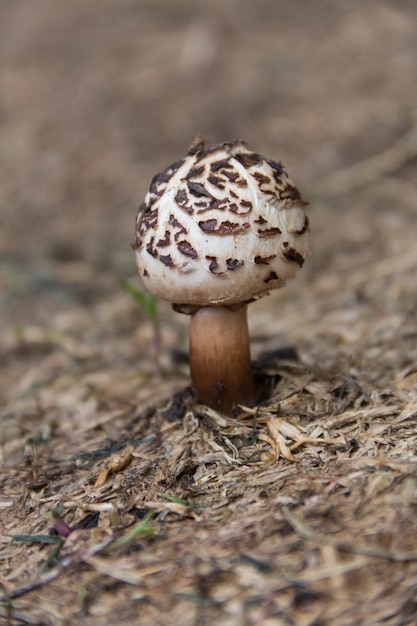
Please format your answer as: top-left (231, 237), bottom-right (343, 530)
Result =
top-left (134, 138), bottom-right (309, 307)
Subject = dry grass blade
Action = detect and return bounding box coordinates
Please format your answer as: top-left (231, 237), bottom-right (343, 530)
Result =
top-left (312, 119), bottom-right (417, 197)
top-left (0, 534), bottom-right (116, 602)
top-left (86, 556), bottom-right (167, 585)
top-left (282, 507), bottom-right (417, 562)
top-left (0, 513), bottom-right (154, 602)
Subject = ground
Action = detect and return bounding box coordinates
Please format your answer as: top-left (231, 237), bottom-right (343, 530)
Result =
top-left (1, 1), bottom-right (417, 625)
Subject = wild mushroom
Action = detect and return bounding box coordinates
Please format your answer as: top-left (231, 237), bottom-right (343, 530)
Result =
top-left (133, 137), bottom-right (309, 416)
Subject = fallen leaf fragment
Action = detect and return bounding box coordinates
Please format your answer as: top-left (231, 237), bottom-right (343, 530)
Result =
top-left (94, 444), bottom-right (134, 487)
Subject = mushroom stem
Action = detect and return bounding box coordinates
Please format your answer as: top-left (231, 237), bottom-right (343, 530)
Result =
top-left (189, 305), bottom-right (255, 416)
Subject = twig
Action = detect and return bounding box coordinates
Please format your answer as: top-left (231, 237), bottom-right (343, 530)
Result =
top-left (0, 534), bottom-right (115, 602)
top-left (282, 506), bottom-right (417, 562)
top-left (0, 513), bottom-right (154, 603)
top-left (311, 122), bottom-right (417, 197)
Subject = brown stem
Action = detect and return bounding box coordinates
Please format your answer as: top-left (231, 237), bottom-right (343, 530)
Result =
top-left (189, 305), bottom-right (255, 416)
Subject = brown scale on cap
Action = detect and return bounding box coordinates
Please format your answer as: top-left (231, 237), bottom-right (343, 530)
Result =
top-left (254, 254), bottom-right (277, 265)
top-left (226, 258), bottom-right (245, 270)
top-left (257, 226), bottom-right (282, 238)
top-left (283, 247), bottom-right (305, 267)
top-left (156, 231), bottom-right (171, 247)
top-left (177, 240), bottom-right (199, 259)
top-left (264, 271), bottom-right (279, 284)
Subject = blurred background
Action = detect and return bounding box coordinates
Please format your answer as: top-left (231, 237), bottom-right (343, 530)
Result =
top-left (1, 0), bottom-right (416, 328)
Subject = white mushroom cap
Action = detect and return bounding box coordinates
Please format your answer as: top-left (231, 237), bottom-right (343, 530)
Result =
top-left (134, 138), bottom-right (309, 308)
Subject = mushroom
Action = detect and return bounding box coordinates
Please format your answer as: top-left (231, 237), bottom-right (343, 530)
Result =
top-left (133, 137), bottom-right (309, 416)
